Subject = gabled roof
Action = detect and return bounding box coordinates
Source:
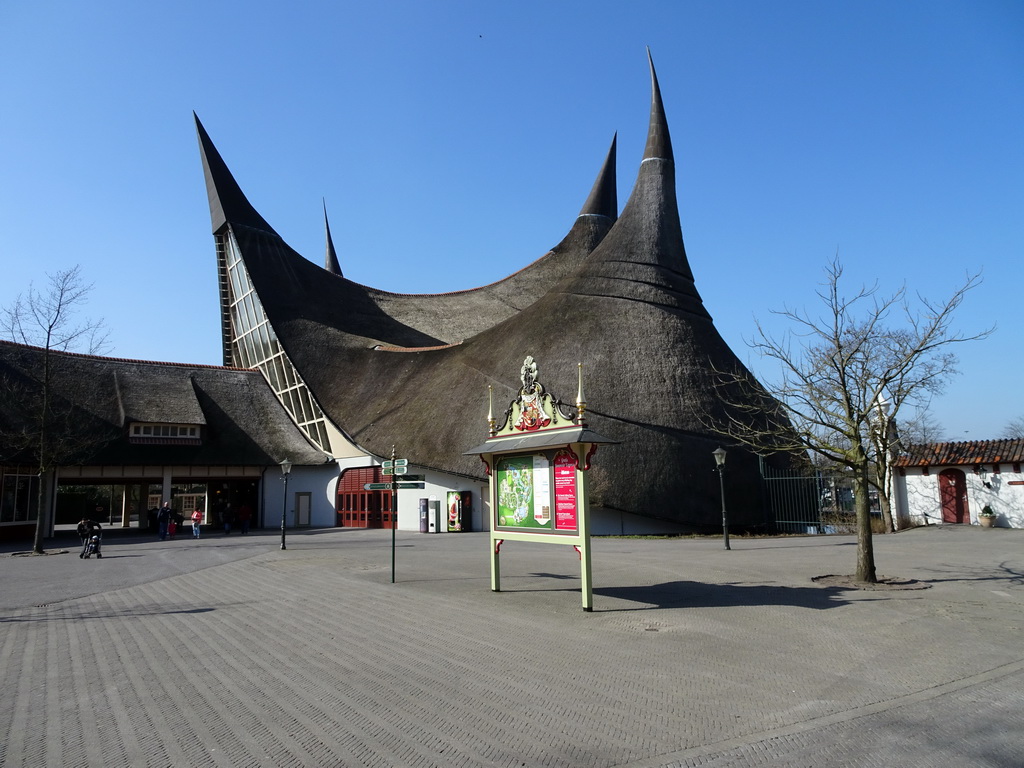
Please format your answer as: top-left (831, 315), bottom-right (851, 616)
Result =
top-left (896, 439), bottom-right (1024, 467)
top-left (0, 341), bottom-right (325, 467)
top-left (115, 366), bottom-right (207, 425)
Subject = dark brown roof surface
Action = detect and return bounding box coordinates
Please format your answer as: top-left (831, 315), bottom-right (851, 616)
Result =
top-left (197, 124), bottom-right (618, 348)
top-left (896, 439), bottom-right (1024, 467)
top-left (197, 53), bottom-right (801, 527)
top-left (0, 340), bottom-right (325, 467)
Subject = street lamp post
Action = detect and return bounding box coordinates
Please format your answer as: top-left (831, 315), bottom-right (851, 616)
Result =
top-left (712, 447), bottom-right (730, 551)
top-left (280, 458), bottom-right (292, 551)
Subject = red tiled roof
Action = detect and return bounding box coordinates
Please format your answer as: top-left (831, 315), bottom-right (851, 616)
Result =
top-left (896, 439), bottom-right (1024, 467)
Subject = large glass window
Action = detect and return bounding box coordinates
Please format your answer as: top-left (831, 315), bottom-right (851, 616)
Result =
top-left (1, 473), bottom-right (39, 524)
top-left (221, 231), bottom-right (332, 451)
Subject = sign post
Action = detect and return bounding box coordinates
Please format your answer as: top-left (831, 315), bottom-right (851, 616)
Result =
top-left (464, 357), bottom-right (616, 611)
top-left (390, 446), bottom-right (397, 583)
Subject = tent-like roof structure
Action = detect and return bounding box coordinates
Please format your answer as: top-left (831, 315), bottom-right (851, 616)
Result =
top-left (196, 52), bottom-right (798, 528)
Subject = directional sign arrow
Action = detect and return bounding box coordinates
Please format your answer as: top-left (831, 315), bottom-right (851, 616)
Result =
top-left (363, 482), bottom-right (393, 490)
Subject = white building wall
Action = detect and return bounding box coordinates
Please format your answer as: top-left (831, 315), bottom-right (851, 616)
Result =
top-left (332, 453), bottom-right (489, 533)
top-left (897, 464), bottom-right (1024, 529)
top-left (262, 464), bottom-right (339, 529)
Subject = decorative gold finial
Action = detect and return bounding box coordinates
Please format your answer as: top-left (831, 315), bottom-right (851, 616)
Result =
top-left (575, 362), bottom-right (587, 426)
top-left (488, 385), bottom-right (497, 436)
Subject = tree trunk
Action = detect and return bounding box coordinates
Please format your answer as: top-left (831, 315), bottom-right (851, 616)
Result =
top-left (31, 346), bottom-right (52, 554)
top-left (31, 469), bottom-right (53, 555)
top-left (854, 469), bottom-right (877, 583)
top-left (878, 492), bottom-right (895, 533)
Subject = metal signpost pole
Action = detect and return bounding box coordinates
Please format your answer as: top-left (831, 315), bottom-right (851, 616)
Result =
top-left (390, 446), bottom-right (397, 583)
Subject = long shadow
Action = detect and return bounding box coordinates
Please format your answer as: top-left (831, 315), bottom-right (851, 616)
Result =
top-left (592, 580), bottom-right (852, 612)
top-left (502, 576), bottom-right (855, 612)
top-left (0, 606), bottom-right (218, 624)
top-left (913, 561), bottom-right (1024, 587)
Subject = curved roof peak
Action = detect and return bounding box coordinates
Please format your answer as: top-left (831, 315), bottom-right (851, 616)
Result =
top-left (577, 133), bottom-right (618, 221)
top-left (322, 200), bottom-right (343, 277)
top-left (194, 113), bottom-right (276, 236)
top-left (642, 49), bottom-right (673, 162)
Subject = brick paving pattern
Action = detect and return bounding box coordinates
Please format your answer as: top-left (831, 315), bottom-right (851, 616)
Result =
top-left (1, 525), bottom-right (1021, 767)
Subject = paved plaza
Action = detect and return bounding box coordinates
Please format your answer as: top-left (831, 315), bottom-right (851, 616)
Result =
top-left (1, 524), bottom-right (1022, 767)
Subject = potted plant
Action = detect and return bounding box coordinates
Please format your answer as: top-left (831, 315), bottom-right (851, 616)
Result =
top-left (979, 505), bottom-right (997, 528)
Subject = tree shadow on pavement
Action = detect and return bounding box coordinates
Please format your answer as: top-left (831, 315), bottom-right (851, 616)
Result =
top-left (593, 580), bottom-right (852, 611)
top-left (0, 606), bottom-right (218, 624)
top-left (913, 561), bottom-right (1024, 587)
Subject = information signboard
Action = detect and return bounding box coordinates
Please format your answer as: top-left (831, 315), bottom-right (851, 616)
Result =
top-left (495, 451), bottom-right (579, 533)
top-left (553, 449), bottom-right (578, 530)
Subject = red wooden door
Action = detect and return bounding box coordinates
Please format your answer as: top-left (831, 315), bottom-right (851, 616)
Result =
top-left (938, 469), bottom-right (969, 524)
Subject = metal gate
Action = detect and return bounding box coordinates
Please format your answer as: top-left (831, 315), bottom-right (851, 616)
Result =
top-left (759, 458), bottom-right (858, 534)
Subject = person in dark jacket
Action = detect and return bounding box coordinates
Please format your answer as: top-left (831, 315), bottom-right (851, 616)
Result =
top-left (157, 502), bottom-right (172, 541)
top-left (77, 518), bottom-right (102, 558)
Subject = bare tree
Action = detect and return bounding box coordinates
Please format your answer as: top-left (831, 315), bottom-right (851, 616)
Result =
top-left (898, 407), bottom-right (946, 446)
top-left (715, 258), bottom-right (988, 582)
top-left (1002, 416), bottom-right (1024, 440)
top-left (1, 266), bottom-right (108, 553)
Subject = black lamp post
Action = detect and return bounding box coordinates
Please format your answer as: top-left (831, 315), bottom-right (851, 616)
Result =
top-left (712, 447), bottom-right (730, 550)
top-left (280, 458), bottom-right (292, 551)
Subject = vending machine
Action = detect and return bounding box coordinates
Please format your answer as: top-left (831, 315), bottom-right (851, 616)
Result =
top-left (446, 491), bottom-right (472, 532)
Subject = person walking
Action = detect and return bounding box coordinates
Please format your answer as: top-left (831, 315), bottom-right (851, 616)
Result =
top-left (237, 504), bottom-right (252, 535)
top-left (191, 508), bottom-right (203, 538)
top-left (76, 517), bottom-right (102, 559)
top-left (157, 502), bottom-right (172, 541)
top-left (222, 503), bottom-right (235, 535)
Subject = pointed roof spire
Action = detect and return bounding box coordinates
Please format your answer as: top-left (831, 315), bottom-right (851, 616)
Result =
top-left (323, 199), bottom-right (343, 277)
top-left (577, 133), bottom-right (618, 221)
top-left (194, 113), bottom-right (276, 235)
top-left (642, 49), bottom-right (673, 162)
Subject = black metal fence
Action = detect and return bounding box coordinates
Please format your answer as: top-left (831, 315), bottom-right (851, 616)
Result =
top-left (759, 458), bottom-right (875, 534)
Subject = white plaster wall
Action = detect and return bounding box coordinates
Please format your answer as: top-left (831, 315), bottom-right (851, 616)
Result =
top-left (333, 454), bottom-right (488, 533)
top-left (262, 465), bottom-right (339, 528)
top-left (399, 470), bottom-right (488, 533)
top-left (897, 465), bottom-right (1024, 528)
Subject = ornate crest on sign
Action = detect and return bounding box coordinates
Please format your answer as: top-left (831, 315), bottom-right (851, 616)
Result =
top-left (514, 356), bottom-right (551, 431)
top-left (490, 356), bottom-right (579, 436)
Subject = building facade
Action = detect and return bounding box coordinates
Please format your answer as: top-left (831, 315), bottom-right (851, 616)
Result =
top-left (894, 440), bottom-right (1024, 529)
top-left (194, 53), bottom-right (803, 534)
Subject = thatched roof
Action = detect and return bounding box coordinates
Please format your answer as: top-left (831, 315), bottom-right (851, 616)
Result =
top-left (197, 53), bottom-right (798, 527)
top-left (0, 341), bottom-right (325, 468)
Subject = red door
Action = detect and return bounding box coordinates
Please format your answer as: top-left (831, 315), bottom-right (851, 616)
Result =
top-left (938, 469), bottom-right (970, 523)
top-left (335, 467), bottom-right (394, 529)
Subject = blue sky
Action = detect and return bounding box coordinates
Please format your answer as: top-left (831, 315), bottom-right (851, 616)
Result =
top-left (1, 1), bottom-right (1021, 440)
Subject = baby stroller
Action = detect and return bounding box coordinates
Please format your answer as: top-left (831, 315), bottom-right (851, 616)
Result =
top-left (80, 534), bottom-right (102, 559)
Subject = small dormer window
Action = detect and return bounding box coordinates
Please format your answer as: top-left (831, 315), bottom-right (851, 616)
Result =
top-left (129, 423), bottom-right (201, 444)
